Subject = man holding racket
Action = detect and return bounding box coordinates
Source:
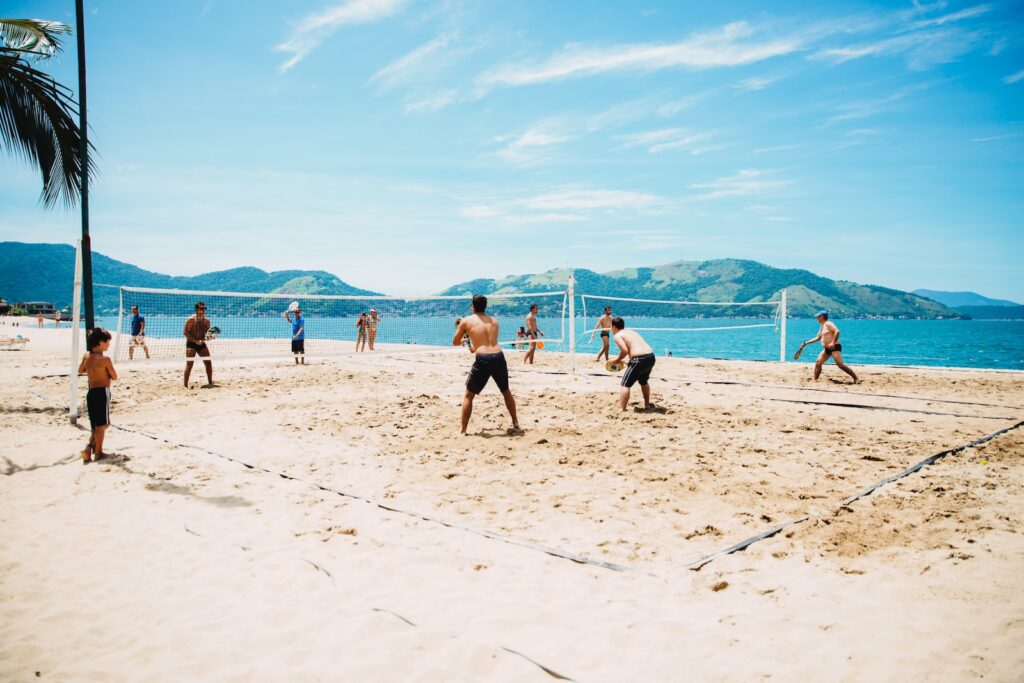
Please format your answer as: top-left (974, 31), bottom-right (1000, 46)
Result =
top-left (794, 310), bottom-right (858, 384)
top-left (183, 301), bottom-right (214, 388)
top-left (610, 317), bottom-right (657, 412)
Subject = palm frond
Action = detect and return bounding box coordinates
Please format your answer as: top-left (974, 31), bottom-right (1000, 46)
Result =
top-left (0, 52), bottom-right (96, 208)
top-left (0, 19), bottom-right (70, 57)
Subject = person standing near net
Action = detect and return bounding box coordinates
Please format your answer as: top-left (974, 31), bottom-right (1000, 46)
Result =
top-left (370, 311), bottom-right (382, 352)
top-left (284, 302), bottom-right (305, 364)
top-left (523, 303), bottom-right (544, 365)
top-left (183, 301), bottom-right (214, 388)
top-left (610, 318), bottom-right (657, 412)
top-left (355, 312), bottom-right (368, 352)
top-left (128, 305), bottom-right (150, 360)
top-left (454, 295), bottom-right (521, 436)
top-left (593, 305), bottom-right (613, 362)
top-left (795, 310), bottom-right (858, 384)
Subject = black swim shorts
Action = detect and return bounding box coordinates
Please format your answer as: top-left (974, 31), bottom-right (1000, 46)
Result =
top-left (466, 352), bottom-right (510, 395)
top-left (600, 330), bottom-right (609, 338)
top-left (824, 343), bottom-right (843, 357)
top-left (621, 353), bottom-right (655, 388)
top-left (87, 386), bottom-right (110, 429)
top-left (291, 339), bottom-right (305, 354)
top-left (186, 341), bottom-right (209, 354)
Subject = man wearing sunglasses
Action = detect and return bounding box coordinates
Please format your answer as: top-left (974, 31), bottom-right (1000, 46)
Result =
top-left (183, 301), bottom-right (214, 388)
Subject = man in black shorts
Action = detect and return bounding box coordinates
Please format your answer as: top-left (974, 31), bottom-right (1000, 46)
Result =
top-left (453, 294), bottom-right (521, 435)
top-left (610, 317), bottom-right (656, 411)
top-left (183, 301), bottom-right (214, 388)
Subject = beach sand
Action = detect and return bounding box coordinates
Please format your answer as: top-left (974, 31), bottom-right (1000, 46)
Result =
top-left (2, 326), bottom-right (1023, 681)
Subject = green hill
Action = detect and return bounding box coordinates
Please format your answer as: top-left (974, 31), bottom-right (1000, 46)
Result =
top-left (441, 259), bottom-right (962, 319)
top-left (0, 242), bottom-right (378, 313)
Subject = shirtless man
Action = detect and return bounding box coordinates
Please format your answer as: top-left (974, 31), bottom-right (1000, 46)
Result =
top-left (795, 310), bottom-right (858, 384)
top-left (610, 317), bottom-right (656, 412)
top-left (453, 295), bottom-right (521, 435)
top-left (523, 303), bottom-right (544, 365)
top-left (593, 306), bottom-right (613, 362)
top-left (183, 301), bottom-right (214, 388)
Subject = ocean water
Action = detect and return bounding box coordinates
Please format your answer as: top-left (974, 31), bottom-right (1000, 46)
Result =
top-left (89, 315), bottom-right (1024, 371)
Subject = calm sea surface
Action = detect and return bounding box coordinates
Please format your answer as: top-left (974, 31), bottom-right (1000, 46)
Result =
top-left (91, 315), bottom-right (1023, 371)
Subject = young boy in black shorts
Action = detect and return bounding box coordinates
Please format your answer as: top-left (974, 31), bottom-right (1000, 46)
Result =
top-left (78, 327), bottom-right (117, 463)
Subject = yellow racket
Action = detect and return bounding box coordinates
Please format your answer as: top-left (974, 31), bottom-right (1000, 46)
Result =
top-left (605, 360), bottom-right (624, 372)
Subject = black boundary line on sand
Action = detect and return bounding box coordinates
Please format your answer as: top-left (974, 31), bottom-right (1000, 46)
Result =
top-left (110, 423), bottom-right (635, 575)
top-left (840, 419), bottom-right (1024, 506)
top-left (761, 398), bottom-right (1016, 421)
top-left (686, 419), bottom-right (1024, 570)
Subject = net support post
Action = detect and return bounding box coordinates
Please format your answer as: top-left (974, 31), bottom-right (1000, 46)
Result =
top-left (779, 288), bottom-right (787, 363)
top-left (113, 286), bottom-right (124, 361)
top-left (69, 240), bottom-right (83, 424)
top-left (568, 271), bottom-right (576, 377)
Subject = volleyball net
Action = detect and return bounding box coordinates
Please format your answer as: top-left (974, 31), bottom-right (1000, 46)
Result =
top-left (110, 286), bottom-right (568, 362)
top-left (579, 292), bottom-right (787, 362)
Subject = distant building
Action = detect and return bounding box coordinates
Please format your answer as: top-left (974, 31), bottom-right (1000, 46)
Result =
top-left (15, 302), bottom-right (57, 316)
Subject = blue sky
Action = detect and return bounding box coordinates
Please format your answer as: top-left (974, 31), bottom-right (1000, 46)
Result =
top-left (2, 0), bottom-right (1022, 299)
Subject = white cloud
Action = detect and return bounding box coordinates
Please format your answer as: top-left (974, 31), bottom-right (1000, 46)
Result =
top-left (615, 128), bottom-right (718, 154)
top-left (495, 126), bottom-right (573, 165)
top-left (478, 21), bottom-right (801, 88)
top-left (734, 76), bottom-right (777, 92)
top-left (971, 133), bottom-right (1020, 143)
top-left (1004, 70), bottom-right (1024, 85)
top-left (459, 205), bottom-right (501, 219)
top-left (402, 89), bottom-right (460, 113)
top-left (689, 169), bottom-right (790, 200)
top-left (521, 189), bottom-right (662, 212)
top-left (825, 86), bottom-right (925, 124)
top-left (276, 0), bottom-right (408, 73)
top-left (908, 4), bottom-right (991, 30)
top-left (369, 33), bottom-right (458, 89)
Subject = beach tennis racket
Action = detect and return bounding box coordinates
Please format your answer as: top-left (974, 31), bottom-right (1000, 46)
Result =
top-left (793, 345), bottom-right (804, 360)
top-left (205, 326), bottom-right (221, 341)
top-left (605, 360), bottom-right (624, 372)
top-left (537, 341), bottom-right (545, 350)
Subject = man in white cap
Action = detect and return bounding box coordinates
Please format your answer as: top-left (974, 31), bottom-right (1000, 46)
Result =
top-left (367, 308), bottom-right (380, 350)
top-left (284, 302), bottom-right (305, 364)
top-left (795, 310), bottom-right (858, 383)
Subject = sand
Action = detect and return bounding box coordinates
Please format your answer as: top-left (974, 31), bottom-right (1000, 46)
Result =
top-left (2, 325), bottom-right (1023, 681)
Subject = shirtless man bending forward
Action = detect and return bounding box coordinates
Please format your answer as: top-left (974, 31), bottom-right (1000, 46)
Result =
top-left (453, 294), bottom-right (521, 435)
top-left (610, 317), bottom-right (657, 412)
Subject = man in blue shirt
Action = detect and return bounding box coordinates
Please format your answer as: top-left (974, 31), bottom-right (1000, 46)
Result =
top-left (128, 305), bottom-right (150, 360)
top-left (284, 304), bottom-right (305, 364)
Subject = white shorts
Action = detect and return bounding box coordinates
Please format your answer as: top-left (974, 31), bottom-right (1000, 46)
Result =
top-left (131, 335), bottom-right (148, 346)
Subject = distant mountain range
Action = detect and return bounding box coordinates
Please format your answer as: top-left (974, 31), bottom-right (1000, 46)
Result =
top-left (912, 289), bottom-right (1020, 308)
top-left (0, 241), bottom-right (971, 319)
top-left (442, 260), bottom-right (961, 319)
top-left (953, 305), bottom-right (1024, 320)
top-left (0, 242), bottom-right (378, 313)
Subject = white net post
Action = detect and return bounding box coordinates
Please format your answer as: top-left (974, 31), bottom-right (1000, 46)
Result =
top-left (113, 286), bottom-right (124, 361)
top-left (568, 271), bottom-right (576, 376)
top-left (68, 240), bottom-right (83, 424)
top-left (779, 288), bottom-right (787, 363)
